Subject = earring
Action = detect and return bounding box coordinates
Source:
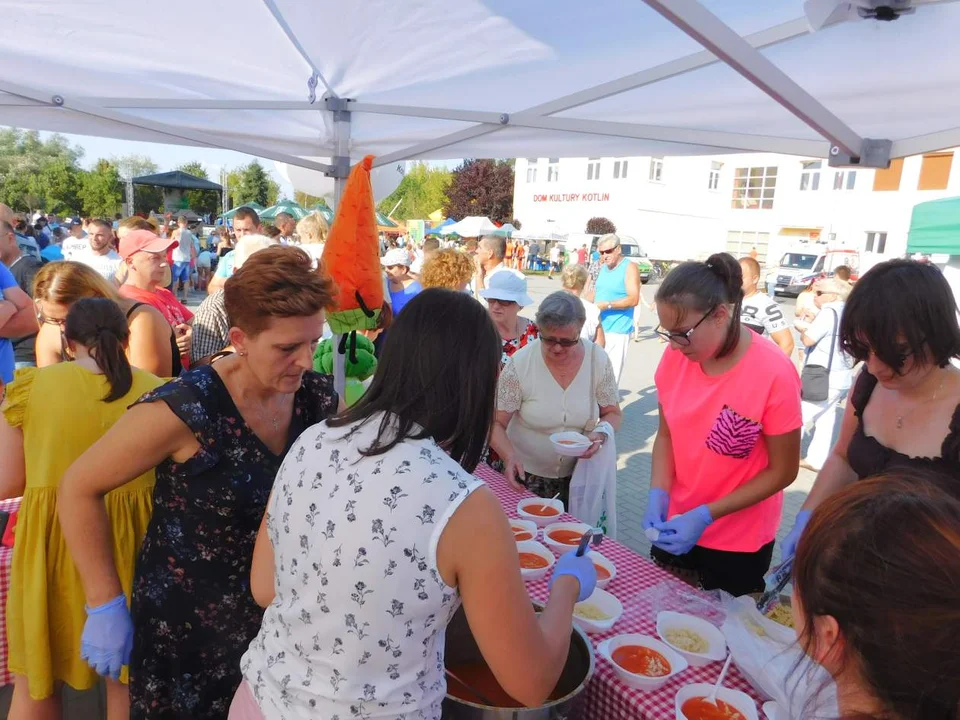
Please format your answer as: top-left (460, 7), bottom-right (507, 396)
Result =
top-left (238, 351), bottom-right (246, 357)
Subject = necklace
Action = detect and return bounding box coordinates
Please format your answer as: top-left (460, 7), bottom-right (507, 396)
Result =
top-left (896, 377), bottom-right (946, 430)
top-left (256, 393), bottom-right (291, 432)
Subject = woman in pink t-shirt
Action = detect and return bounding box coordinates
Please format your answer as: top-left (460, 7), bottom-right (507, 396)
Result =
top-left (643, 253), bottom-right (801, 595)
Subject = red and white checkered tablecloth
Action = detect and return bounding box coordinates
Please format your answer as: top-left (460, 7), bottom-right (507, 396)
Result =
top-left (474, 465), bottom-right (762, 720)
top-left (0, 496), bottom-right (22, 689)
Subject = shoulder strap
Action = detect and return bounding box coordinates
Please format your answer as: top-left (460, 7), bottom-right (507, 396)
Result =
top-left (125, 301), bottom-right (147, 319)
top-left (589, 341), bottom-right (599, 428)
top-left (825, 308), bottom-right (838, 373)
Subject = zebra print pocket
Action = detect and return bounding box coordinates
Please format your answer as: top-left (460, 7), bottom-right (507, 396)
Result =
top-left (705, 405), bottom-right (762, 459)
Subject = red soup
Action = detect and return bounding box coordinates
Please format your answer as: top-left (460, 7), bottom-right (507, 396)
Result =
top-left (513, 531), bottom-right (534, 541)
top-left (593, 563), bottom-right (611, 580)
top-left (611, 645), bottom-right (671, 677)
top-left (522, 504), bottom-right (560, 517)
top-left (518, 552), bottom-right (550, 570)
top-left (548, 529), bottom-right (583, 545)
top-left (680, 697), bottom-right (748, 720)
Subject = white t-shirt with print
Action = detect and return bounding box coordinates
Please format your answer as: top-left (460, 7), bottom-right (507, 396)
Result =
top-left (74, 250), bottom-right (122, 283)
top-left (241, 414), bottom-right (483, 720)
top-left (172, 230), bottom-right (195, 264)
top-left (740, 292), bottom-right (788, 337)
top-left (61, 236), bottom-right (88, 260)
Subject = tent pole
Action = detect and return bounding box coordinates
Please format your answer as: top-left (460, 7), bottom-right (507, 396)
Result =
top-left (326, 95), bottom-right (352, 399)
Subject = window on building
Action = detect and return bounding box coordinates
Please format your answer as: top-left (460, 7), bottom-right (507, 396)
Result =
top-left (799, 160), bottom-right (821, 191)
top-left (731, 166), bottom-right (778, 210)
top-left (725, 230), bottom-right (771, 264)
top-left (708, 161), bottom-right (722, 190)
top-left (613, 159), bottom-right (629, 180)
top-left (649, 157), bottom-right (664, 182)
top-left (873, 158), bottom-right (904, 191)
top-left (865, 231), bottom-right (888, 254)
top-left (586, 158), bottom-right (601, 181)
top-left (525, 159), bottom-right (538, 183)
top-left (833, 170), bottom-right (857, 190)
top-left (547, 158), bottom-right (559, 183)
top-left (918, 152), bottom-right (953, 190)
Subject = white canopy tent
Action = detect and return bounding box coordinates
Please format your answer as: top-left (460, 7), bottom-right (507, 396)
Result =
top-left (1, 0), bottom-right (959, 204)
top-left (440, 216), bottom-right (499, 237)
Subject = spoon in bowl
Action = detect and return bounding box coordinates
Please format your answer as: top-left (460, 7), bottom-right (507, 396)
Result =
top-left (706, 655), bottom-right (733, 706)
top-left (539, 492), bottom-right (560, 513)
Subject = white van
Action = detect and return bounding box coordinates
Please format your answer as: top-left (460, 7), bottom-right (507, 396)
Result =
top-left (768, 247), bottom-right (859, 296)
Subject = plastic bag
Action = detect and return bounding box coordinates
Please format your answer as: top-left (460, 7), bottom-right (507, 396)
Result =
top-left (632, 580), bottom-right (727, 628)
top-left (568, 434), bottom-right (617, 538)
top-left (720, 594), bottom-right (838, 719)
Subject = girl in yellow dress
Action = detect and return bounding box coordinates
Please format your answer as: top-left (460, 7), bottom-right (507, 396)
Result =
top-left (0, 297), bottom-right (162, 720)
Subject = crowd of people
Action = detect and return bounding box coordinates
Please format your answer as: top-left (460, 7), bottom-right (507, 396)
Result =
top-left (0, 200), bottom-right (958, 720)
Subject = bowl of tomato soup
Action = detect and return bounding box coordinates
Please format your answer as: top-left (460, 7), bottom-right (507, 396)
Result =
top-left (550, 431), bottom-right (592, 456)
top-left (543, 522), bottom-right (592, 554)
top-left (587, 550), bottom-right (616, 589)
top-left (598, 634), bottom-right (688, 691)
top-left (515, 540), bottom-right (556, 581)
top-left (675, 683), bottom-right (759, 720)
top-left (510, 519), bottom-right (538, 542)
top-left (517, 498), bottom-right (565, 527)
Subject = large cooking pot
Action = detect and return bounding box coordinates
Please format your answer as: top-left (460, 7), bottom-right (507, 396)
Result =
top-left (441, 603), bottom-right (594, 720)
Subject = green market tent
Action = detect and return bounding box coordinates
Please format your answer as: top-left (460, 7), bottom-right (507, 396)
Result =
top-left (220, 202), bottom-right (265, 220)
top-left (907, 196), bottom-right (960, 255)
top-left (375, 212), bottom-right (397, 228)
top-left (259, 200), bottom-right (309, 221)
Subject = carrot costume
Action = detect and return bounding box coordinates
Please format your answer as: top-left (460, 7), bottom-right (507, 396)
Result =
top-left (321, 155), bottom-right (383, 335)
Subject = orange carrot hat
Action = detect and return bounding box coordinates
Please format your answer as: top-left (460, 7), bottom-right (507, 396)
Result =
top-left (320, 155), bottom-right (383, 334)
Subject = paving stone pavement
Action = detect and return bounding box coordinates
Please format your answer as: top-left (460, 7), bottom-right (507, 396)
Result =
top-left (523, 274), bottom-right (815, 565)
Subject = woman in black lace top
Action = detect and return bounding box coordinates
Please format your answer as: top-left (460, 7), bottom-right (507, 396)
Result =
top-left (781, 259), bottom-right (960, 560)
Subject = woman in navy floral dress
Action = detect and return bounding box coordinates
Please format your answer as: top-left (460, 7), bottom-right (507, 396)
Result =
top-left (59, 247), bottom-right (340, 719)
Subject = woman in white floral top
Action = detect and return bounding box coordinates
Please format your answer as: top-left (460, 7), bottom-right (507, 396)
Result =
top-left (236, 289), bottom-right (597, 720)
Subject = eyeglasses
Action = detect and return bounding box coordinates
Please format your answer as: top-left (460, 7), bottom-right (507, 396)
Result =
top-left (541, 335), bottom-right (580, 348)
top-left (654, 305), bottom-right (717, 346)
top-left (487, 298), bottom-right (518, 308)
top-left (599, 246), bottom-right (619, 255)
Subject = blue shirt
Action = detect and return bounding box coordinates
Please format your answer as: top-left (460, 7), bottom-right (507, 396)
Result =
top-left (594, 258), bottom-right (634, 334)
top-left (41, 244), bottom-right (64, 262)
top-left (0, 262), bottom-right (17, 382)
top-left (389, 280), bottom-right (422, 315)
top-left (214, 251), bottom-right (236, 278)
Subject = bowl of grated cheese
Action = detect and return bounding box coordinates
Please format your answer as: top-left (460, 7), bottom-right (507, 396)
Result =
top-left (656, 611), bottom-right (727, 666)
top-left (572, 587), bottom-right (623, 634)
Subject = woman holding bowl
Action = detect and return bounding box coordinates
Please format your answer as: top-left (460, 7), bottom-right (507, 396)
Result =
top-left (59, 246), bottom-right (341, 718)
top-left (235, 288), bottom-right (597, 719)
top-left (642, 253), bottom-right (801, 596)
top-left (490, 291), bottom-right (621, 507)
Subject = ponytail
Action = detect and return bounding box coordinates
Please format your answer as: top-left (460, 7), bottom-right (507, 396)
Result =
top-left (655, 252), bottom-right (744, 359)
top-left (64, 298), bottom-right (133, 402)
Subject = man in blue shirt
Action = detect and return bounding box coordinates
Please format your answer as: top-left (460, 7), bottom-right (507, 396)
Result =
top-left (0, 258), bottom-right (38, 383)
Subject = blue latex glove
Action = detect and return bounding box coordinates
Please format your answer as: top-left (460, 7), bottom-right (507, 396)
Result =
top-left (653, 504), bottom-right (713, 556)
top-left (781, 509), bottom-right (812, 562)
top-left (549, 550), bottom-right (598, 602)
top-left (641, 488), bottom-right (670, 531)
top-left (81, 594), bottom-right (133, 679)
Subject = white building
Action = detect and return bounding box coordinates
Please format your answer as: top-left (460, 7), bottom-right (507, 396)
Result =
top-left (513, 150), bottom-right (959, 271)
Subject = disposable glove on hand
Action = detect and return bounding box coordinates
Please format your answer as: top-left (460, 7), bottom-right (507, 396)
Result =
top-left (653, 504), bottom-right (713, 556)
top-left (781, 509), bottom-right (812, 562)
top-left (549, 550), bottom-right (598, 602)
top-left (641, 488), bottom-right (670, 531)
top-left (81, 594), bottom-right (133, 680)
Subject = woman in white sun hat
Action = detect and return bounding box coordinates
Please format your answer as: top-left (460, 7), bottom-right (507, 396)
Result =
top-left (382, 247), bottom-right (421, 315)
top-left (479, 270), bottom-right (539, 369)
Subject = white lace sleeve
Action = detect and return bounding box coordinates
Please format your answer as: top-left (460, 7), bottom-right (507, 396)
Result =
top-left (496, 359), bottom-right (523, 413)
top-left (596, 350), bottom-right (620, 408)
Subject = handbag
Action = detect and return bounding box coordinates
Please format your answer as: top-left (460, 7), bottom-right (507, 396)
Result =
top-left (801, 308), bottom-right (837, 402)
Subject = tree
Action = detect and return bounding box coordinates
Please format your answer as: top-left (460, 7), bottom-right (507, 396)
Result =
top-left (377, 162), bottom-right (452, 221)
top-left (0, 128), bottom-right (84, 213)
top-left (294, 190), bottom-right (331, 209)
top-left (79, 159), bottom-right (123, 217)
top-left (586, 217), bottom-right (616, 235)
top-left (443, 159), bottom-right (514, 224)
top-left (177, 162), bottom-right (220, 216)
top-left (229, 160), bottom-right (280, 207)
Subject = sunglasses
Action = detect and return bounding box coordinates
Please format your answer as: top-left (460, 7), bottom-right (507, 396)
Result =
top-left (541, 335), bottom-right (580, 348)
top-left (599, 246), bottom-right (619, 255)
top-left (654, 305), bottom-right (717, 346)
top-left (487, 298), bottom-right (518, 308)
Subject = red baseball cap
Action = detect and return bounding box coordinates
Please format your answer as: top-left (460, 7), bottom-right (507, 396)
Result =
top-left (119, 229), bottom-right (177, 259)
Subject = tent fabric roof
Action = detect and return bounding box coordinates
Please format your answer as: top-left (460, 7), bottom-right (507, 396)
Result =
top-left (131, 170), bottom-right (222, 191)
top-left (907, 196), bottom-right (960, 255)
top-left (2, 1), bottom-right (960, 170)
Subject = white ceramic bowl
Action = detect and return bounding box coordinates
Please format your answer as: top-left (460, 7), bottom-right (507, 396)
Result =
top-left (515, 540), bottom-right (556, 582)
top-left (542, 521), bottom-right (593, 554)
top-left (572, 587), bottom-right (623, 634)
top-left (587, 550), bottom-right (616, 590)
top-left (656, 611), bottom-right (727, 667)
top-left (598, 634), bottom-right (688, 691)
top-left (509, 519), bottom-right (538, 542)
top-left (763, 701), bottom-right (785, 720)
top-left (516, 497), bottom-right (565, 527)
top-left (675, 682), bottom-right (759, 720)
top-left (549, 431), bottom-right (592, 457)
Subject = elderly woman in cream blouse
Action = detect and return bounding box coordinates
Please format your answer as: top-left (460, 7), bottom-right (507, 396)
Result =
top-left (490, 291), bottom-right (623, 505)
